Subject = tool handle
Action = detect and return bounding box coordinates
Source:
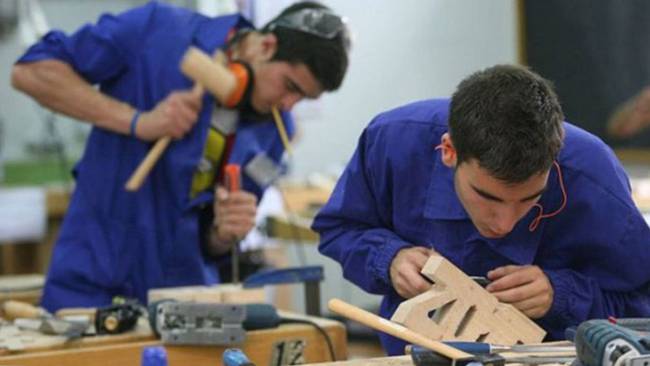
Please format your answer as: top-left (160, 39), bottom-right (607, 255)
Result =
top-left (224, 164), bottom-right (241, 192)
top-left (125, 47), bottom-right (235, 192)
top-left (328, 298), bottom-right (471, 360)
top-left (125, 83), bottom-right (204, 192)
top-left (124, 137), bottom-right (172, 191)
top-left (55, 307), bottom-right (98, 322)
top-left (2, 300), bottom-right (46, 320)
top-left (443, 342), bottom-right (491, 354)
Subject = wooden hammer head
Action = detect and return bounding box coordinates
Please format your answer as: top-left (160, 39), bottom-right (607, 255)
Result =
top-left (180, 47), bottom-right (249, 108)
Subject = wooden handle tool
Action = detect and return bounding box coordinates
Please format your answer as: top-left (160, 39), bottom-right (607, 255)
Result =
top-left (328, 298), bottom-right (471, 360)
top-left (2, 300), bottom-right (48, 320)
top-left (125, 48), bottom-right (237, 191)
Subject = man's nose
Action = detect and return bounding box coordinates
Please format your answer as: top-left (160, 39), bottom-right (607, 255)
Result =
top-left (279, 93), bottom-right (302, 111)
top-left (492, 207), bottom-right (519, 236)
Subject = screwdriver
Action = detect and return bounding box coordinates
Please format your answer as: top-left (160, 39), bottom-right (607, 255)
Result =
top-left (407, 342), bottom-right (575, 355)
top-left (224, 163), bottom-right (242, 284)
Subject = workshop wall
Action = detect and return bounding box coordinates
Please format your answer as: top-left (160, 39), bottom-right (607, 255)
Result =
top-left (0, 0), bottom-right (517, 179)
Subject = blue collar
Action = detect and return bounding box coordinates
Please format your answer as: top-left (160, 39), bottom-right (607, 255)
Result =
top-left (423, 150), bottom-right (469, 220)
top-left (192, 14), bottom-right (254, 53)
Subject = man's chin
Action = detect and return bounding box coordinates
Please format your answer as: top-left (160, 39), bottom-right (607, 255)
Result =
top-left (479, 228), bottom-right (507, 239)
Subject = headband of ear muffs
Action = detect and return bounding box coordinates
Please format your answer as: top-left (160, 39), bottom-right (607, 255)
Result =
top-left (225, 60), bottom-right (273, 122)
top-left (224, 61), bottom-right (254, 110)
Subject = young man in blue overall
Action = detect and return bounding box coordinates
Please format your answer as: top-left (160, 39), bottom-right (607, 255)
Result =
top-left (313, 65), bottom-right (650, 355)
top-left (12, 1), bottom-right (349, 311)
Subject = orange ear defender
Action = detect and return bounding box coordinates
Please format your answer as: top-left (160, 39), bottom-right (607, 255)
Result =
top-left (224, 61), bottom-right (252, 109)
top-left (180, 47), bottom-right (252, 109)
top-left (125, 48), bottom-right (253, 192)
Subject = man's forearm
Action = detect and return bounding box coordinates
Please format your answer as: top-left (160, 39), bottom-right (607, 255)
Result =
top-left (11, 60), bottom-right (135, 135)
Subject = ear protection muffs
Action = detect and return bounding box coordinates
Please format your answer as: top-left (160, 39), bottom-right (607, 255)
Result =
top-left (180, 47), bottom-right (254, 110)
top-left (224, 61), bottom-right (254, 110)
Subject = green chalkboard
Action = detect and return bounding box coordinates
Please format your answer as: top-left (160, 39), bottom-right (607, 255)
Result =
top-left (524, 0), bottom-right (650, 147)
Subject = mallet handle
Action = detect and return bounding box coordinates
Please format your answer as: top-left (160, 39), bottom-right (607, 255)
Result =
top-left (125, 48), bottom-right (235, 191)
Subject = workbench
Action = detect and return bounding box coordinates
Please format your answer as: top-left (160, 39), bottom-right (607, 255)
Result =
top-left (0, 312), bottom-right (346, 366)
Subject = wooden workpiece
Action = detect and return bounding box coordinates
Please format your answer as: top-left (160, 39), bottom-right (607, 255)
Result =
top-left (0, 313), bottom-right (346, 366)
top-left (391, 256), bottom-right (546, 345)
top-left (147, 283), bottom-right (265, 304)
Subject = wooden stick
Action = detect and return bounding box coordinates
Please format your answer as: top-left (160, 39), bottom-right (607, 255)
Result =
top-left (328, 298), bottom-right (471, 360)
top-left (271, 106), bottom-right (293, 156)
top-left (125, 48), bottom-right (235, 191)
top-left (2, 300), bottom-right (47, 320)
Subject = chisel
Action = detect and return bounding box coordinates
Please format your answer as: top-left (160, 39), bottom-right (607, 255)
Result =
top-left (224, 163), bottom-right (242, 283)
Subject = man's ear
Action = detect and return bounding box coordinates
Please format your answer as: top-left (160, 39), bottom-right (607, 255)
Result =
top-left (260, 33), bottom-right (278, 60)
top-left (439, 133), bottom-right (457, 168)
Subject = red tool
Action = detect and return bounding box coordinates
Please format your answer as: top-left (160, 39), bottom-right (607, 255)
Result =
top-left (224, 164), bottom-right (242, 283)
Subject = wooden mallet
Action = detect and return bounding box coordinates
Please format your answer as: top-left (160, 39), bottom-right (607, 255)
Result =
top-left (125, 47), bottom-right (249, 191)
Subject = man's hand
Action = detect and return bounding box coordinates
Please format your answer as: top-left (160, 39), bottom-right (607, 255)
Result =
top-left (389, 247), bottom-right (438, 299)
top-left (486, 265), bottom-right (553, 319)
top-left (210, 186), bottom-right (257, 254)
top-left (608, 86), bottom-right (650, 138)
top-left (136, 87), bottom-right (203, 141)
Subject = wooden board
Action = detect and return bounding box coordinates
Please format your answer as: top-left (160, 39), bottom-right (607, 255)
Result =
top-left (0, 318), bottom-right (154, 355)
top-left (391, 256), bottom-right (545, 345)
top-left (0, 274), bottom-right (43, 305)
top-left (0, 314), bottom-right (346, 366)
top-left (147, 283), bottom-right (265, 304)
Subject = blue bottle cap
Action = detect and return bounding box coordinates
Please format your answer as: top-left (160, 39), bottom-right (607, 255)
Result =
top-left (141, 345), bottom-right (168, 366)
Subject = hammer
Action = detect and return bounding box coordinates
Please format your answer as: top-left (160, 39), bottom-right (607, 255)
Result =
top-left (125, 47), bottom-right (249, 191)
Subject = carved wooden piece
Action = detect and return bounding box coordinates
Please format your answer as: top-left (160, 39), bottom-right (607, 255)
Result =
top-left (391, 256), bottom-right (545, 344)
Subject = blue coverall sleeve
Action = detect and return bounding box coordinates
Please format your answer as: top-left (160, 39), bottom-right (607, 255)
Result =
top-left (17, 3), bottom-right (153, 84)
top-left (540, 211), bottom-right (650, 339)
top-left (313, 126), bottom-right (413, 295)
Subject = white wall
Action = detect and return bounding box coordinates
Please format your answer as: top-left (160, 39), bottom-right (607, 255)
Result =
top-left (288, 0), bottom-right (519, 177)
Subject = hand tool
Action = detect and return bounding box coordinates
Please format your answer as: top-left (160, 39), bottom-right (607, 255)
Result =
top-left (151, 301), bottom-right (246, 345)
top-left (574, 319), bottom-right (650, 366)
top-left (223, 348), bottom-right (256, 366)
top-left (149, 300), bottom-right (284, 346)
top-left (95, 300), bottom-right (143, 335)
top-left (14, 317), bottom-right (88, 339)
top-left (409, 346), bottom-right (576, 366)
top-left (243, 265), bottom-right (324, 316)
top-left (327, 298), bottom-right (472, 361)
top-left (4, 300), bottom-right (88, 339)
top-left (224, 163), bottom-right (242, 284)
top-left (407, 342), bottom-right (575, 355)
top-left (2, 300), bottom-right (47, 320)
top-left (125, 47), bottom-right (248, 191)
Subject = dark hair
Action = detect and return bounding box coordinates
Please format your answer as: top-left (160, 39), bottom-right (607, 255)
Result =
top-left (449, 64), bottom-right (564, 183)
top-left (261, 1), bottom-right (349, 91)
